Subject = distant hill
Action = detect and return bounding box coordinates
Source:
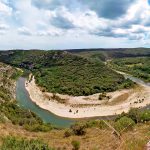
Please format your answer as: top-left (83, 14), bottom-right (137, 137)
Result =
top-left (1, 48), bottom-right (150, 61)
top-left (0, 50), bottom-right (133, 96)
top-left (68, 48), bottom-right (150, 61)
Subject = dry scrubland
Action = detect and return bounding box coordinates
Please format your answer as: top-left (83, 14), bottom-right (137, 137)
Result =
top-left (0, 122), bottom-right (150, 150)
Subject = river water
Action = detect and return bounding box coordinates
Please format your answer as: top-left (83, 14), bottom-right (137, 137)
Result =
top-left (16, 77), bottom-right (75, 128)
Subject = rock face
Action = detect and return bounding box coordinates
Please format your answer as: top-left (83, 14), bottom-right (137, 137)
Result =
top-left (0, 63), bottom-right (17, 103)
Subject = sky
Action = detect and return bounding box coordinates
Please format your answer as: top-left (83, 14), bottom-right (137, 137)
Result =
top-left (0, 0), bottom-right (150, 50)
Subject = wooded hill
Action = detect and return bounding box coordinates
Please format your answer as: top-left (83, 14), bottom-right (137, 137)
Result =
top-left (68, 48), bottom-right (150, 61)
top-left (0, 50), bottom-right (133, 96)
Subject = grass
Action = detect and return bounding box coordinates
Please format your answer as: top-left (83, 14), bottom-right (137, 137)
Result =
top-left (0, 121), bottom-right (149, 150)
top-left (0, 136), bottom-right (53, 150)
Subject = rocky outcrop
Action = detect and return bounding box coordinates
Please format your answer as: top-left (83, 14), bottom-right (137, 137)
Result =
top-left (0, 63), bottom-right (17, 103)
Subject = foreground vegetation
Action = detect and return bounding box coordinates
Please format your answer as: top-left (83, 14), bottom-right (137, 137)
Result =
top-left (0, 108), bottom-right (149, 150)
top-left (0, 50), bottom-right (134, 96)
top-left (110, 57), bottom-right (150, 82)
top-left (1, 136), bottom-right (53, 150)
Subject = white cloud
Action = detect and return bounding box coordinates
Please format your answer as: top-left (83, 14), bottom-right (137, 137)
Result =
top-left (18, 26), bottom-right (33, 35)
top-left (0, 23), bottom-right (9, 30)
top-left (37, 27), bottom-right (64, 36)
top-left (1, 0), bottom-right (150, 49)
top-left (0, 1), bottom-right (12, 15)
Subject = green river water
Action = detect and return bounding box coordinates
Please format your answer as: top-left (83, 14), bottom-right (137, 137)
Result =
top-left (16, 77), bottom-right (75, 128)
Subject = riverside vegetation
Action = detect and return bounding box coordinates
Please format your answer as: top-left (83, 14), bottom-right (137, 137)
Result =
top-left (110, 57), bottom-right (150, 82)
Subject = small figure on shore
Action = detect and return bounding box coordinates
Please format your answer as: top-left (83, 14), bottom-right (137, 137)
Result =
top-left (69, 109), bottom-right (72, 113)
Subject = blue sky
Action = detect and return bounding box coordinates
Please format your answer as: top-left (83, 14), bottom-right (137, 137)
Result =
top-left (0, 0), bottom-right (150, 49)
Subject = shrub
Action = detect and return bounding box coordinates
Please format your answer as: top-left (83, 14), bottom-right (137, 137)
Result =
top-left (139, 110), bottom-right (150, 122)
top-left (114, 116), bottom-right (135, 133)
top-left (121, 79), bottom-right (135, 89)
top-left (1, 136), bottom-right (53, 150)
top-left (71, 140), bottom-right (80, 150)
top-left (0, 114), bottom-right (6, 123)
top-left (98, 93), bottom-right (107, 100)
top-left (98, 120), bottom-right (108, 129)
top-left (71, 123), bottom-right (86, 136)
top-left (51, 94), bottom-right (66, 103)
top-left (85, 120), bottom-right (107, 129)
top-left (115, 112), bottom-right (127, 122)
top-left (127, 108), bottom-right (140, 123)
top-left (24, 123), bottom-right (52, 132)
top-left (116, 109), bottom-right (150, 123)
top-left (64, 129), bottom-right (73, 137)
top-left (10, 69), bottom-right (22, 80)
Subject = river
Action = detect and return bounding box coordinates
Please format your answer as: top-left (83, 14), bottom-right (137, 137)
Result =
top-left (16, 73), bottom-right (150, 127)
top-left (115, 70), bottom-right (150, 87)
top-left (16, 77), bottom-right (75, 128)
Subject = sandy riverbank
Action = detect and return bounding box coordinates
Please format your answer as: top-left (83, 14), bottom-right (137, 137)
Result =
top-left (25, 76), bottom-right (150, 118)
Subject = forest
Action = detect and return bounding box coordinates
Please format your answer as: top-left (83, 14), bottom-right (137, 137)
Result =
top-left (110, 57), bottom-right (150, 82)
top-left (0, 50), bottom-right (134, 96)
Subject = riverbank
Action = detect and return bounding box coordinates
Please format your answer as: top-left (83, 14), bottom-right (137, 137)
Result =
top-left (25, 75), bottom-right (150, 119)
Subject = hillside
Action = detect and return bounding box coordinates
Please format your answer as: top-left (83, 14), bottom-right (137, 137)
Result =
top-left (0, 50), bottom-right (133, 96)
top-left (0, 63), bottom-right (17, 104)
top-left (69, 48), bottom-right (150, 61)
top-left (110, 57), bottom-right (150, 82)
top-left (0, 62), bottom-right (53, 132)
top-left (0, 111), bottom-right (150, 150)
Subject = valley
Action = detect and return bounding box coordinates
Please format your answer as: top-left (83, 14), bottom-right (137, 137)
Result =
top-left (0, 48), bottom-right (150, 149)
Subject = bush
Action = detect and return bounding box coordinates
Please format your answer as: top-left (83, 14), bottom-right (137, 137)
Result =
top-left (127, 108), bottom-right (140, 123)
top-left (115, 112), bottom-right (127, 122)
top-left (98, 93), bottom-right (107, 100)
top-left (10, 69), bottom-right (22, 80)
top-left (121, 79), bottom-right (135, 89)
top-left (71, 140), bottom-right (80, 150)
top-left (85, 120), bottom-right (107, 129)
top-left (116, 109), bottom-right (150, 123)
top-left (1, 136), bottom-right (53, 150)
top-left (64, 129), bottom-right (73, 137)
top-left (0, 114), bottom-right (6, 123)
top-left (114, 116), bottom-right (135, 133)
top-left (71, 123), bottom-right (86, 136)
top-left (139, 110), bottom-right (150, 122)
top-left (24, 123), bottom-right (52, 132)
